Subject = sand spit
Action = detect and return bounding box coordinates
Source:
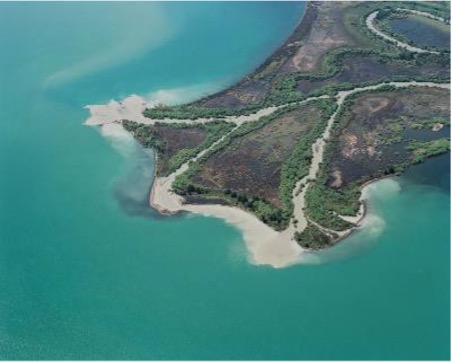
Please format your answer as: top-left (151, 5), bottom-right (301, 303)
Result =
top-left (85, 95), bottom-right (149, 126)
top-left (87, 75), bottom-right (449, 268)
top-left (85, 94), bottom-right (330, 128)
top-left (147, 81), bottom-right (449, 268)
top-left (149, 123), bottom-right (302, 268)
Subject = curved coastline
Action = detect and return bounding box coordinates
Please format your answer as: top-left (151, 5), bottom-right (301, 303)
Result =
top-left (329, 174), bottom-right (396, 246)
top-left (144, 81), bottom-right (449, 268)
top-left (86, 86), bottom-right (450, 268)
top-left (85, 3), bottom-right (451, 268)
top-left (185, 2), bottom-right (310, 108)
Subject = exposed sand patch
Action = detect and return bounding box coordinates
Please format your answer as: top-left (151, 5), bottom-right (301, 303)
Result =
top-left (288, 2), bottom-right (352, 72)
top-left (362, 96), bottom-right (391, 113)
top-left (341, 133), bottom-right (359, 158)
top-left (149, 124), bottom-right (303, 268)
top-left (366, 145), bottom-right (378, 157)
top-left (184, 205), bottom-right (300, 268)
top-left (432, 123), bottom-right (444, 132)
top-left (87, 78), bottom-right (449, 268)
top-left (330, 169), bottom-right (343, 188)
top-left (85, 95), bottom-right (149, 126)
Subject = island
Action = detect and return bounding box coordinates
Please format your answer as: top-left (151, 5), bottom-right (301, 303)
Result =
top-left (86, 1), bottom-right (450, 268)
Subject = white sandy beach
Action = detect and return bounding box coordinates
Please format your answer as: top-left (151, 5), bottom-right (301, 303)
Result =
top-left (86, 77), bottom-right (449, 268)
top-left (85, 95), bottom-right (149, 126)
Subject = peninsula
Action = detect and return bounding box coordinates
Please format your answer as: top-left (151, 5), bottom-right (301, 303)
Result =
top-left (86, 1), bottom-right (451, 268)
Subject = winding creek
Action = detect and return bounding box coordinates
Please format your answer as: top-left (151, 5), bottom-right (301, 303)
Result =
top-left (87, 8), bottom-right (450, 268)
top-left (145, 81), bottom-right (450, 267)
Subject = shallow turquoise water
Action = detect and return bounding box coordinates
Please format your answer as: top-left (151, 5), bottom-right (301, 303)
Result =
top-left (0, 2), bottom-right (449, 360)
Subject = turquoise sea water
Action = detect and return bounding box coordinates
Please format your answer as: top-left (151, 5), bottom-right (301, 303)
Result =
top-left (0, 2), bottom-right (449, 360)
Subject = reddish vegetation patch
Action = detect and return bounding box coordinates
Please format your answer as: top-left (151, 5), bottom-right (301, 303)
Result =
top-left (199, 80), bottom-right (270, 109)
top-left (280, 2), bottom-right (354, 73)
top-left (297, 55), bottom-right (450, 96)
top-left (191, 2), bottom-right (322, 109)
top-left (327, 87), bottom-right (450, 188)
top-left (153, 126), bottom-right (207, 160)
top-left (191, 105), bottom-right (323, 207)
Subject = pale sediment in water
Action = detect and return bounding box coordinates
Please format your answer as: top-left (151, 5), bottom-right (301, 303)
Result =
top-left (301, 178), bottom-right (401, 265)
top-left (146, 83), bottom-right (225, 108)
top-left (345, 178), bottom-right (401, 241)
top-left (101, 122), bottom-right (158, 217)
top-left (182, 205), bottom-right (301, 268)
top-left (85, 95), bottom-right (149, 126)
top-left (100, 122), bottom-right (137, 157)
top-left (90, 99), bottom-right (303, 268)
top-left (148, 128), bottom-right (303, 268)
top-left (87, 82), bottom-right (449, 268)
top-left (346, 178), bottom-right (401, 238)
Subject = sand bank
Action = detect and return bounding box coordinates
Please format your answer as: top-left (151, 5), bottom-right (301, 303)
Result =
top-left (148, 122), bottom-right (304, 268)
top-left (151, 174), bottom-right (303, 268)
top-left (85, 95), bottom-right (149, 126)
top-left (87, 80), bottom-right (449, 268)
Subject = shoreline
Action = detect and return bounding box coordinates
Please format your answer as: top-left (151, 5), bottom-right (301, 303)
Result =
top-left (89, 82), bottom-right (449, 268)
top-left (149, 174), bottom-right (302, 268)
top-left (187, 3), bottom-right (313, 108)
top-left (147, 164), bottom-right (399, 265)
top-left (338, 174), bottom-right (396, 226)
top-left (84, 0), bottom-right (450, 268)
top-left (331, 174), bottom-right (396, 246)
top-left (145, 81), bottom-right (448, 268)
top-left (146, 122), bottom-right (303, 268)
top-left (85, 94), bottom-right (150, 126)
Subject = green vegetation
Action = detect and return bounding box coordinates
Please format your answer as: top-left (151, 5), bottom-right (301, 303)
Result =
top-left (279, 99), bottom-right (337, 213)
top-left (408, 138), bottom-right (450, 164)
top-left (143, 3), bottom-right (449, 121)
top-left (172, 165), bottom-right (289, 230)
top-left (406, 1), bottom-right (450, 20)
top-left (122, 120), bottom-right (165, 150)
top-left (304, 181), bottom-right (358, 232)
top-left (169, 106), bottom-right (300, 230)
top-left (380, 119), bottom-right (404, 145)
top-left (303, 85), bottom-right (450, 234)
top-left (410, 116), bottom-right (450, 130)
top-left (122, 120), bottom-right (234, 176)
top-left (124, 2), bottom-right (450, 249)
top-left (144, 103), bottom-right (262, 120)
top-left (374, 8), bottom-right (451, 53)
top-left (266, 76), bottom-right (301, 105)
top-left (294, 222), bottom-right (336, 249)
top-left (170, 99), bottom-right (337, 231)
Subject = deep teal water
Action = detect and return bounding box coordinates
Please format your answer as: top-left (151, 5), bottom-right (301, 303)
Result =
top-left (0, 2), bottom-right (449, 360)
